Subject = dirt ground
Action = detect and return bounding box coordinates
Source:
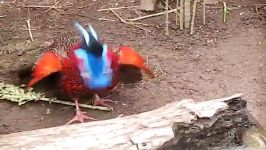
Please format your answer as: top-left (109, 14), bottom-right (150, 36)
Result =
top-left (0, 0), bottom-right (265, 135)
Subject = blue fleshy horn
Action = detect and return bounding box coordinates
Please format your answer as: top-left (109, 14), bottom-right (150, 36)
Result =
top-left (87, 24), bottom-right (98, 41)
top-left (74, 22), bottom-right (90, 46)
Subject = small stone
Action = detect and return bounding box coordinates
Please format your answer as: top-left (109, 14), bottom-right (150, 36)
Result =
top-left (45, 108), bottom-right (51, 115)
top-left (141, 143), bottom-right (147, 146)
top-left (170, 24), bottom-right (178, 30)
top-left (16, 50), bottom-right (24, 56)
top-left (2, 124), bottom-right (9, 127)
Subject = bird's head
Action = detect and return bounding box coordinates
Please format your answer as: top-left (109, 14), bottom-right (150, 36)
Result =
top-left (74, 22), bottom-right (103, 57)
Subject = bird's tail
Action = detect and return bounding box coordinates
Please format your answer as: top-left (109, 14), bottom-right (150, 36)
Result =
top-left (27, 51), bottom-right (62, 87)
top-left (118, 46), bottom-right (155, 78)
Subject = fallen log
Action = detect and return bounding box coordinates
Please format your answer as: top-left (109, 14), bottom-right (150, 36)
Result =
top-left (0, 93), bottom-right (264, 150)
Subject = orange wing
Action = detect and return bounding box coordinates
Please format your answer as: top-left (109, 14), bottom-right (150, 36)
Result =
top-left (27, 51), bottom-right (62, 87)
top-left (118, 46), bottom-right (154, 78)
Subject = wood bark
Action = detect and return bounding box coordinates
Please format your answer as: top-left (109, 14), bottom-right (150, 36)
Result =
top-left (0, 93), bottom-right (261, 150)
top-left (159, 94), bottom-right (259, 150)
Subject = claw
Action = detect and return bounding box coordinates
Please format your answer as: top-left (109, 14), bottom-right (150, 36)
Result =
top-left (66, 98), bottom-right (97, 125)
top-left (66, 110), bottom-right (97, 125)
top-left (93, 94), bottom-right (114, 111)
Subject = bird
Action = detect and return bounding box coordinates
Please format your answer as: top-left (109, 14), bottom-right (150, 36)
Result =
top-left (27, 22), bottom-right (154, 124)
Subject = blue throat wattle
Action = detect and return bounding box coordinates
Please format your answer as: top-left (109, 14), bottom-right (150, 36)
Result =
top-left (74, 44), bottom-right (113, 89)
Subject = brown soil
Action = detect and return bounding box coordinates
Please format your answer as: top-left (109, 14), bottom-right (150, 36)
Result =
top-left (0, 0), bottom-right (265, 135)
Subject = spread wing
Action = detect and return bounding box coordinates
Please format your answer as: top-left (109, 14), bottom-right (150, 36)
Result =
top-left (118, 46), bottom-right (154, 84)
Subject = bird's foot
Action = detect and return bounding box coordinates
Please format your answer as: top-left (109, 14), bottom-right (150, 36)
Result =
top-left (66, 110), bottom-right (97, 125)
top-left (93, 96), bottom-right (114, 111)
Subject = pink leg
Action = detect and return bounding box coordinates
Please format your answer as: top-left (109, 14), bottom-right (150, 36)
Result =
top-left (93, 94), bottom-right (114, 111)
top-left (66, 98), bottom-right (97, 125)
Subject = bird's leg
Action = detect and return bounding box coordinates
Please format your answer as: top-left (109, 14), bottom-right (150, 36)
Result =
top-left (109, 82), bottom-right (121, 93)
top-left (66, 98), bottom-right (97, 125)
top-left (93, 94), bottom-right (114, 111)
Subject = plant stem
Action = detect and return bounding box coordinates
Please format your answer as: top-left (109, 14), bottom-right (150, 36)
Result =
top-left (165, 0), bottom-right (169, 35)
top-left (190, 0), bottom-right (198, 34)
top-left (179, 0), bottom-right (184, 30)
top-left (40, 97), bottom-right (112, 111)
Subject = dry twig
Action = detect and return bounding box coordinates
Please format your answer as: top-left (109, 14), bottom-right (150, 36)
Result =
top-left (162, 0), bottom-right (173, 10)
top-left (133, 9), bottom-right (142, 17)
top-left (176, 0), bottom-right (179, 25)
top-left (23, 5), bottom-right (60, 9)
top-left (108, 8), bottom-right (146, 25)
top-left (133, 24), bottom-right (152, 32)
top-left (223, 2), bottom-right (230, 23)
top-left (0, 34), bottom-right (4, 44)
top-left (184, 0), bottom-right (191, 29)
top-left (254, 3), bottom-right (266, 6)
top-left (98, 18), bottom-right (117, 22)
top-left (109, 8), bottom-right (129, 24)
top-left (97, 6), bottom-right (138, 11)
top-left (108, 8), bottom-right (151, 32)
top-left (26, 19), bottom-right (34, 42)
top-left (179, 0), bottom-right (184, 30)
top-left (43, 0), bottom-right (62, 14)
top-left (203, 0), bottom-right (206, 25)
top-left (128, 8), bottom-right (177, 22)
top-left (165, 0), bottom-right (169, 35)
